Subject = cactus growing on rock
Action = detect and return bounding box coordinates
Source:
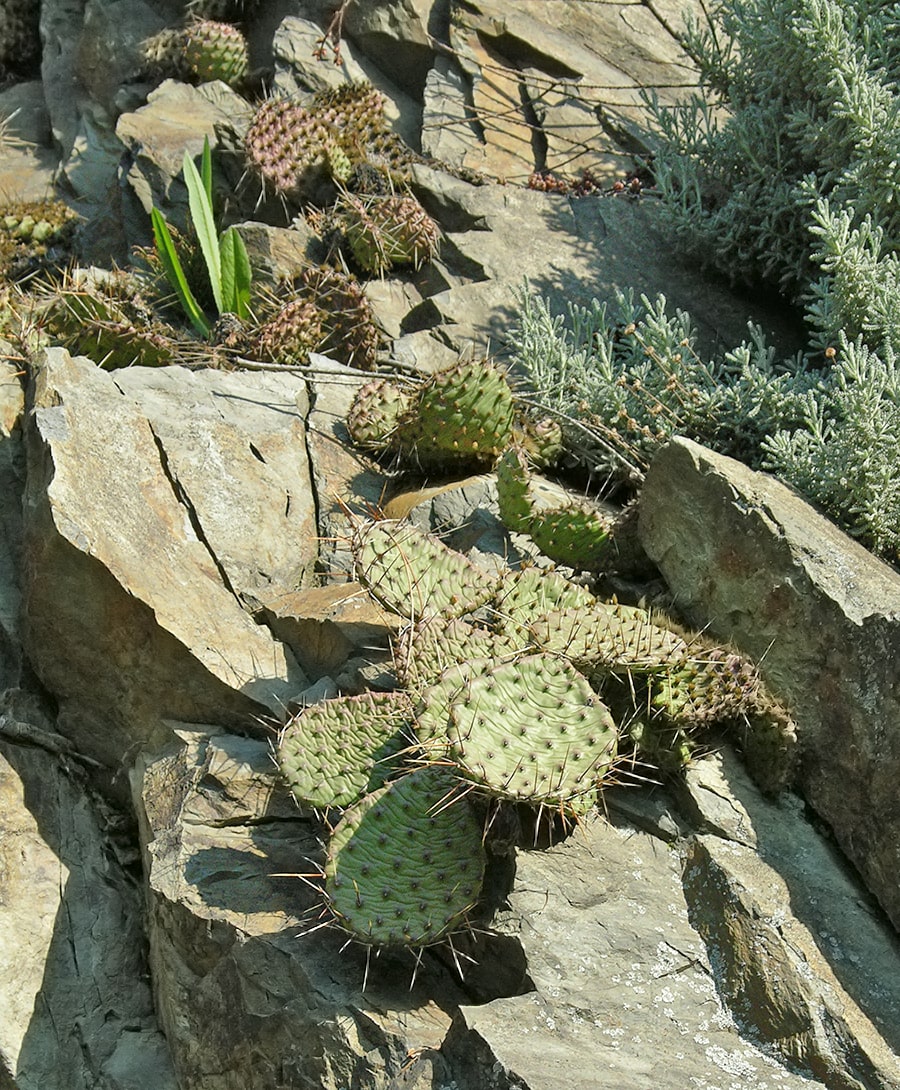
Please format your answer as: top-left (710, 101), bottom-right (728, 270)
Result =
top-left (279, 690), bottom-right (416, 810)
top-left (335, 193), bottom-right (441, 275)
top-left (184, 20), bottom-right (249, 85)
top-left (324, 768), bottom-right (486, 949)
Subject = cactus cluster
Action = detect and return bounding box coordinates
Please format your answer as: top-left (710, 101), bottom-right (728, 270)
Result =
top-left (140, 20), bottom-right (249, 87)
top-left (334, 193), bottom-right (441, 275)
top-left (253, 265), bottom-right (381, 370)
top-left (244, 84), bottom-right (389, 205)
top-left (277, 518), bottom-right (798, 955)
top-left (347, 356), bottom-right (525, 471)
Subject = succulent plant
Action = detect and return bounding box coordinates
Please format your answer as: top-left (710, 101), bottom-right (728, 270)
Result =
top-left (252, 265), bottom-right (380, 369)
top-left (324, 767), bottom-right (486, 948)
top-left (353, 519), bottom-right (498, 621)
top-left (244, 84), bottom-right (388, 206)
top-left (335, 193), bottom-right (441, 275)
top-left (441, 653), bottom-right (619, 816)
top-left (346, 356), bottom-right (517, 471)
top-left (184, 20), bottom-right (249, 86)
top-left (495, 447), bottom-right (613, 570)
top-left (278, 690), bottom-right (415, 810)
top-left (0, 200), bottom-right (80, 283)
top-left (346, 377), bottom-right (414, 452)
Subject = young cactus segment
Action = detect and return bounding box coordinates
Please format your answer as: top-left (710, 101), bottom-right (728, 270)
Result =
top-left (402, 357), bottom-right (516, 470)
top-left (278, 690), bottom-right (415, 810)
top-left (324, 768), bottom-right (486, 948)
top-left (445, 654), bottom-right (619, 815)
top-left (496, 448), bottom-right (612, 570)
top-left (346, 378), bottom-right (413, 453)
top-left (490, 565), bottom-right (597, 640)
top-left (353, 519), bottom-right (498, 621)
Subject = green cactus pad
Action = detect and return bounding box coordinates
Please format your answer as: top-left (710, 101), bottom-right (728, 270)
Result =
top-left (353, 519), bottom-right (498, 620)
top-left (401, 357), bottom-right (516, 469)
top-left (397, 617), bottom-right (520, 692)
top-left (254, 298), bottom-right (326, 366)
top-left (338, 193), bottom-right (440, 274)
top-left (445, 654), bottom-right (618, 814)
top-left (517, 416), bottom-right (563, 469)
top-left (278, 690), bottom-right (415, 810)
top-left (490, 565), bottom-right (597, 639)
top-left (324, 768), bottom-right (486, 947)
top-left (495, 447), bottom-right (533, 532)
top-left (346, 378), bottom-right (413, 453)
top-left (184, 20), bottom-right (249, 85)
top-left (527, 504), bottom-right (612, 570)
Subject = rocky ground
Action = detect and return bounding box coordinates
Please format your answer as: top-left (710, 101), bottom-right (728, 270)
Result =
top-left (1, 3), bottom-right (899, 1090)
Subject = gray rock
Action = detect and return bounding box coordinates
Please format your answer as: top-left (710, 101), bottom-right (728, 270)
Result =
top-left (0, 693), bottom-right (177, 1090)
top-left (681, 749), bottom-right (900, 1089)
top-left (447, 813), bottom-right (824, 1090)
top-left (408, 166), bottom-right (804, 360)
top-left (0, 84), bottom-right (59, 203)
top-left (21, 349), bottom-right (308, 786)
top-left (132, 728), bottom-right (467, 1090)
top-left (638, 436), bottom-right (900, 933)
top-left (432, 0), bottom-right (706, 181)
top-left (113, 365), bottom-right (318, 596)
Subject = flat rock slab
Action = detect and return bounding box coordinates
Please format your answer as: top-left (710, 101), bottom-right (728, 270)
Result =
top-left (455, 815), bottom-right (824, 1090)
top-left (433, 0), bottom-right (705, 181)
top-left (0, 694), bottom-right (176, 1090)
top-left (21, 349), bottom-right (308, 781)
top-left (114, 365), bottom-right (318, 596)
top-left (638, 436), bottom-right (900, 934)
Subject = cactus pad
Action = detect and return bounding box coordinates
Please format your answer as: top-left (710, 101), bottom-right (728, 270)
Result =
top-left (400, 357), bottom-right (516, 469)
top-left (337, 193), bottom-right (440, 275)
top-left (184, 20), bottom-right (249, 85)
top-left (324, 768), bottom-right (486, 947)
top-left (353, 519), bottom-right (498, 620)
top-left (346, 378), bottom-right (413, 453)
top-left (490, 565), bottom-right (597, 639)
top-left (278, 690), bottom-right (415, 810)
top-left (445, 654), bottom-right (618, 814)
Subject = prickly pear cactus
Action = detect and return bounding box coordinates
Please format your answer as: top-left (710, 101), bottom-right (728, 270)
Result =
top-left (254, 298), bottom-right (326, 366)
top-left (443, 654), bottom-right (619, 815)
top-left (396, 615), bottom-right (520, 692)
top-left (184, 20), bottom-right (249, 85)
top-left (324, 768), bottom-right (486, 948)
top-left (403, 357), bottom-right (516, 469)
top-left (490, 564), bottom-right (596, 639)
top-left (353, 519), bottom-right (498, 620)
top-left (346, 378), bottom-right (413, 452)
top-left (337, 193), bottom-right (440, 275)
top-left (495, 447), bottom-right (613, 569)
top-left (244, 84), bottom-right (387, 205)
top-left (278, 690), bottom-right (415, 810)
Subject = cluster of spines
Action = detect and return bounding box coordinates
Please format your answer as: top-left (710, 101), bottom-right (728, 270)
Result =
top-left (252, 265), bottom-right (381, 370)
top-left (335, 193), bottom-right (441, 275)
top-left (139, 20), bottom-right (249, 87)
top-left (244, 84), bottom-right (388, 205)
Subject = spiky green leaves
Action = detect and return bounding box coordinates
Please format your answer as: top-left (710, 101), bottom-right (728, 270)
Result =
top-left (354, 519), bottom-right (498, 620)
top-left (278, 690), bottom-right (415, 810)
top-left (443, 654), bottom-right (618, 814)
top-left (325, 768), bottom-right (485, 947)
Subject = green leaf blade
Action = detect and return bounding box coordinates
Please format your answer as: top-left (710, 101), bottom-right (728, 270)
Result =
top-left (150, 207), bottom-right (210, 337)
top-left (183, 148), bottom-right (223, 315)
top-left (219, 227), bottom-right (252, 319)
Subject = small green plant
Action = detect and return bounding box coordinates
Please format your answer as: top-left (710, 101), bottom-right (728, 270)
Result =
top-left (150, 136), bottom-right (251, 337)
